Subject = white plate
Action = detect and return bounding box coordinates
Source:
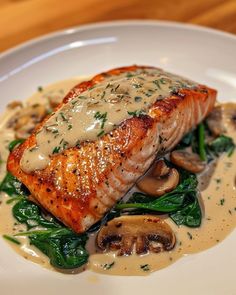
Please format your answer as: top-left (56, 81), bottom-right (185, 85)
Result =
top-left (0, 21), bottom-right (236, 295)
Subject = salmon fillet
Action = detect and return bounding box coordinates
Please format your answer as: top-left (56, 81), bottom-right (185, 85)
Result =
top-left (7, 66), bottom-right (217, 233)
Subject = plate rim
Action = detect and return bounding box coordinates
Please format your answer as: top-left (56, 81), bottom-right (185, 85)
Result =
top-left (0, 19), bottom-right (236, 293)
top-left (0, 20), bottom-right (235, 60)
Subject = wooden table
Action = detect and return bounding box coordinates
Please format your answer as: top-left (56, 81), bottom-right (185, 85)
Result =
top-left (0, 0), bottom-right (236, 53)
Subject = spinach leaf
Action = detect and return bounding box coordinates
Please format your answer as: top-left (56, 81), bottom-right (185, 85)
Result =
top-left (12, 199), bottom-right (60, 229)
top-left (0, 172), bottom-right (89, 269)
top-left (127, 192), bottom-right (154, 204)
top-left (0, 173), bottom-right (29, 197)
top-left (12, 199), bottom-right (89, 269)
top-left (116, 172), bottom-right (201, 227)
top-left (28, 229), bottom-right (88, 269)
top-left (175, 130), bottom-right (195, 150)
top-left (116, 192), bottom-right (185, 212)
top-left (8, 139), bottom-right (25, 152)
top-left (208, 135), bottom-right (235, 156)
top-left (175, 120), bottom-right (235, 160)
top-left (170, 195), bottom-right (202, 227)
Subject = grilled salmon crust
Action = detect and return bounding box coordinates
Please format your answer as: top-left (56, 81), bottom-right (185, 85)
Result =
top-left (7, 66), bottom-right (217, 233)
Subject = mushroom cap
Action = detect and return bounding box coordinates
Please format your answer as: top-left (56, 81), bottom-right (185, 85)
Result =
top-left (7, 104), bottom-right (47, 139)
top-left (137, 160), bottom-right (179, 197)
top-left (206, 105), bottom-right (225, 136)
top-left (97, 215), bottom-right (176, 256)
top-left (170, 150), bottom-right (205, 173)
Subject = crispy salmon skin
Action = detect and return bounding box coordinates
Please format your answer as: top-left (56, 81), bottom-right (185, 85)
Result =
top-left (7, 66), bottom-right (216, 233)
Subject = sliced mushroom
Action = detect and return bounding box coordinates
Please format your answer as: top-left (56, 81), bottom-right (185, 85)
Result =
top-left (137, 160), bottom-right (179, 197)
top-left (206, 105), bottom-right (225, 136)
top-left (170, 150), bottom-right (205, 173)
top-left (7, 104), bottom-right (47, 139)
top-left (97, 215), bottom-right (176, 256)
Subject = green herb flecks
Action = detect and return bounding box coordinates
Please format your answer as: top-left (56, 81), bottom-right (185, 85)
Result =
top-left (102, 261), bottom-right (115, 270)
top-left (153, 79), bottom-right (161, 89)
top-left (187, 232), bottom-right (193, 240)
top-left (52, 146), bottom-right (61, 154)
top-left (60, 112), bottom-right (68, 122)
top-left (94, 111), bottom-right (107, 137)
top-left (140, 264), bottom-right (150, 271)
top-left (133, 83), bottom-right (142, 89)
top-left (127, 110), bottom-right (146, 117)
top-left (37, 86), bottom-right (43, 92)
top-left (134, 96), bottom-right (142, 102)
top-left (115, 84), bottom-right (120, 91)
top-left (219, 199), bottom-right (225, 206)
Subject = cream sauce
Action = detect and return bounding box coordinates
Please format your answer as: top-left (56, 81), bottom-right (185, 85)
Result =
top-left (20, 68), bottom-right (197, 173)
top-left (0, 78), bottom-right (235, 276)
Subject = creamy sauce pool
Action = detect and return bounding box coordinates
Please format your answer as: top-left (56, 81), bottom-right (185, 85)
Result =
top-left (0, 79), bottom-right (235, 276)
top-left (20, 68), bottom-right (197, 173)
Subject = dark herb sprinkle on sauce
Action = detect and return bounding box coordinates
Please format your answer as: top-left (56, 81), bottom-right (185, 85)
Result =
top-left (187, 232), bottom-right (193, 240)
top-left (219, 199), bottom-right (225, 206)
top-left (37, 86), bottom-right (43, 92)
top-left (140, 264), bottom-right (150, 271)
top-left (102, 262), bottom-right (115, 270)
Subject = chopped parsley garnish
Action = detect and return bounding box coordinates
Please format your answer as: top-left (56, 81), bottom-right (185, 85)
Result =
top-left (115, 84), bottom-right (120, 91)
top-left (220, 199), bottom-right (225, 206)
top-left (52, 146), bottom-right (61, 154)
top-left (71, 100), bottom-right (78, 106)
top-left (102, 261), bottom-right (115, 270)
top-left (127, 110), bottom-right (145, 117)
top-left (78, 95), bottom-right (87, 99)
top-left (126, 73), bottom-right (134, 78)
top-left (140, 264), bottom-right (150, 271)
top-left (187, 232), bottom-right (193, 240)
top-left (153, 79), bottom-right (161, 89)
top-left (159, 78), bottom-right (167, 84)
top-left (37, 86), bottom-right (43, 92)
top-left (97, 130), bottom-right (105, 137)
top-left (101, 91), bottom-right (106, 99)
top-left (134, 96), bottom-right (142, 102)
top-left (94, 111), bottom-right (107, 127)
top-left (68, 124), bottom-right (73, 130)
top-left (60, 112), bottom-right (68, 122)
top-left (133, 83), bottom-right (142, 89)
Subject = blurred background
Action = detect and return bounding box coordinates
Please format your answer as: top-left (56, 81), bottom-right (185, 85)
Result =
top-left (0, 0), bottom-right (236, 52)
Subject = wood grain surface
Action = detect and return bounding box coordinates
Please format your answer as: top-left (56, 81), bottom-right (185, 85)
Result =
top-left (0, 0), bottom-right (236, 52)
